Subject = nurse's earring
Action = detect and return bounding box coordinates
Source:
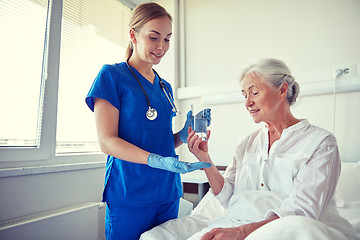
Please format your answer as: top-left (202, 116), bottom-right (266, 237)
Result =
top-left (128, 29), bottom-right (136, 53)
top-left (129, 28), bottom-right (137, 44)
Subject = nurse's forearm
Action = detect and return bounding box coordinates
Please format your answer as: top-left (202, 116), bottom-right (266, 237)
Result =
top-left (173, 132), bottom-right (183, 148)
top-left (99, 136), bottom-right (150, 164)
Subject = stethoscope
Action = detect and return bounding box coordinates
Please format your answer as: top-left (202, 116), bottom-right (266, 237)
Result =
top-left (126, 60), bottom-right (179, 120)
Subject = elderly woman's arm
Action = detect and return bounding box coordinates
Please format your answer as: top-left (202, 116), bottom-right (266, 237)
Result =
top-left (187, 129), bottom-right (225, 195)
top-left (200, 215), bottom-right (279, 240)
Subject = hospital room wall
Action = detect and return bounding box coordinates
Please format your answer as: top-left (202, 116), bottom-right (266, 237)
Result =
top-left (173, 0), bottom-right (360, 166)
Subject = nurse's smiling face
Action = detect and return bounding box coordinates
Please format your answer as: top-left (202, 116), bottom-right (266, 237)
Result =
top-left (131, 16), bottom-right (172, 66)
top-left (241, 75), bottom-right (283, 124)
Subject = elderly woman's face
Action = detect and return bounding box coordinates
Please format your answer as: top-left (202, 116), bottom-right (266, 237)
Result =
top-left (241, 75), bottom-right (282, 124)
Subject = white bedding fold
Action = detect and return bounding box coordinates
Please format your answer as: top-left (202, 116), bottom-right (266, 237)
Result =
top-left (141, 191), bottom-right (359, 240)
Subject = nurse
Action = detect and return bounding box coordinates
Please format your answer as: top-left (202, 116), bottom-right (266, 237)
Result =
top-left (85, 3), bottom-right (211, 240)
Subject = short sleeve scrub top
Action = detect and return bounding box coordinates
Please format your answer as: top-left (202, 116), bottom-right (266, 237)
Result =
top-left (85, 63), bottom-right (183, 207)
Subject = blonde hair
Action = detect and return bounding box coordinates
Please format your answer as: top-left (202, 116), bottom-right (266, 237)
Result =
top-left (240, 58), bottom-right (300, 106)
top-left (125, 2), bottom-right (172, 60)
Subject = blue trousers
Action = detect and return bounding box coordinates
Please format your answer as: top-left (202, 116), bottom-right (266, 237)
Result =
top-left (105, 199), bottom-right (179, 240)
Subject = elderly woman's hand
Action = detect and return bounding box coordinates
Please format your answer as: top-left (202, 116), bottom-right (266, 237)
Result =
top-left (200, 216), bottom-right (279, 240)
top-left (187, 127), bottom-right (211, 162)
top-left (200, 226), bottom-right (247, 240)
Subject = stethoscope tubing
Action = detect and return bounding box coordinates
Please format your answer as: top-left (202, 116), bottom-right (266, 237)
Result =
top-left (126, 60), bottom-right (152, 109)
top-left (126, 60), bottom-right (179, 119)
top-left (155, 69), bottom-right (179, 115)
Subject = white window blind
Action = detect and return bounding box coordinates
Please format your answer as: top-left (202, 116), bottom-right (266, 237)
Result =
top-left (0, 0), bottom-right (49, 148)
top-left (56, 0), bottom-right (131, 153)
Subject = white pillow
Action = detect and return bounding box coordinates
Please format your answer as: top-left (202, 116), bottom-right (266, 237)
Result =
top-left (334, 161), bottom-right (360, 234)
top-left (335, 161), bottom-right (360, 207)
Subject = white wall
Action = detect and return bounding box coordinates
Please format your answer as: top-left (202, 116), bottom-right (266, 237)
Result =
top-left (184, 0), bottom-right (360, 86)
top-left (175, 0), bottom-right (360, 166)
top-left (0, 167), bottom-right (105, 221)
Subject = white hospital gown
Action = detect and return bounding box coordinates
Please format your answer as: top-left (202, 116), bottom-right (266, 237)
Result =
top-left (209, 119), bottom-right (357, 240)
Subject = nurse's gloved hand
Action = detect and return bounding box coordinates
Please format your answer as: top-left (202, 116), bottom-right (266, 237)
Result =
top-left (179, 109), bottom-right (211, 143)
top-left (147, 153), bottom-right (212, 174)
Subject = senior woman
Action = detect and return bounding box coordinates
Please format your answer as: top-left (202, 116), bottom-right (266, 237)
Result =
top-left (186, 58), bottom-right (358, 240)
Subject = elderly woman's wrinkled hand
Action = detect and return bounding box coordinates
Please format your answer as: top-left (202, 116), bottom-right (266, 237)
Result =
top-left (200, 226), bottom-right (247, 240)
top-left (187, 127), bottom-right (211, 162)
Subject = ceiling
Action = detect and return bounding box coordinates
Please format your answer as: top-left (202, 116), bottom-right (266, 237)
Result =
top-left (119, 0), bottom-right (153, 9)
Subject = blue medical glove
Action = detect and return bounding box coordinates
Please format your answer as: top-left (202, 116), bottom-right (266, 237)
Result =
top-left (147, 153), bottom-right (212, 174)
top-left (179, 109), bottom-right (211, 143)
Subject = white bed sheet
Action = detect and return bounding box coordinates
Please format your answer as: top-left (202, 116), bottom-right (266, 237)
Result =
top-left (140, 161), bottom-right (360, 240)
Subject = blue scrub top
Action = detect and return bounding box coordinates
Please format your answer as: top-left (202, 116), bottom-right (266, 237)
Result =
top-left (86, 63), bottom-right (182, 207)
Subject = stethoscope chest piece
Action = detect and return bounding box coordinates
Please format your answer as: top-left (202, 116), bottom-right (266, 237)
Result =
top-left (146, 107), bottom-right (158, 120)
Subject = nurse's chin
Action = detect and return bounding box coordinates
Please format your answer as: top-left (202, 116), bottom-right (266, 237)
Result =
top-left (150, 59), bottom-right (162, 65)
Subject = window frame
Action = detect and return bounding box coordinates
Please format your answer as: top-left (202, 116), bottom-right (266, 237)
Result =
top-left (0, 0), bottom-right (105, 163)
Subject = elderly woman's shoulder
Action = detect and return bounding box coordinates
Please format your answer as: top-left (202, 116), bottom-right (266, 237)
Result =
top-left (304, 122), bottom-right (337, 144)
top-left (305, 122), bottom-right (334, 135)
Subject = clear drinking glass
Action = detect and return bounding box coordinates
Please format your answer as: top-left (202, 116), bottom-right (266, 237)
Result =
top-left (191, 103), bottom-right (208, 141)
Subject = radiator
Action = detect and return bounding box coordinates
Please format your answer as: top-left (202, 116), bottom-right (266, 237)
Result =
top-left (0, 202), bottom-right (105, 240)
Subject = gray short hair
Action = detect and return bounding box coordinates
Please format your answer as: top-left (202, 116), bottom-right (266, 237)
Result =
top-left (240, 58), bottom-right (300, 106)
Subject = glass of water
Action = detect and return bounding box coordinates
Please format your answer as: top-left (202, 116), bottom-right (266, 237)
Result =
top-left (191, 103), bottom-right (208, 141)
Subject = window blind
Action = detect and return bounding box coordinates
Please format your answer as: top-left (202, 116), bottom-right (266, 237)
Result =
top-left (56, 0), bottom-right (132, 153)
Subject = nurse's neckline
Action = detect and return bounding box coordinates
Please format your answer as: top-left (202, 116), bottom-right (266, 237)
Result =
top-left (126, 59), bottom-right (156, 84)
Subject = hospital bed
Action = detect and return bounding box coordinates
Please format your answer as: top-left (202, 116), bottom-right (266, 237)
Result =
top-left (141, 161), bottom-right (360, 239)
